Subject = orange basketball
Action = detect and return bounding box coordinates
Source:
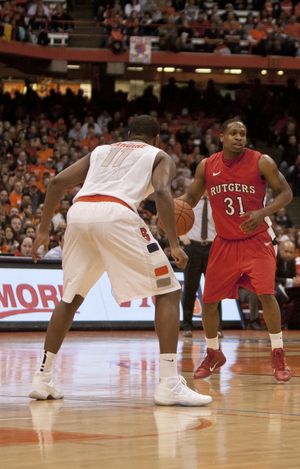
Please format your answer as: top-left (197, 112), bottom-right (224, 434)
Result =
top-left (158, 199), bottom-right (195, 236)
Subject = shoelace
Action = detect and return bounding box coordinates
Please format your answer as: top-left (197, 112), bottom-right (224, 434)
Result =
top-left (273, 351), bottom-right (287, 370)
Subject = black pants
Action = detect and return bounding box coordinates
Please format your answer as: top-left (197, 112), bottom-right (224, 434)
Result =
top-left (182, 241), bottom-right (222, 331)
top-left (285, 287), bottom-right (300, 329)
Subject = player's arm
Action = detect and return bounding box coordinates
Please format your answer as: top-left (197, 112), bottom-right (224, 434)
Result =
top-left (31, 153), bottom-right (91, 262)
top-left (152, 151), bottom-right (188, 269)
top-left (180, 159), bottom-right (207, 208)
top-left (240, 154), bottom-right (293, 233)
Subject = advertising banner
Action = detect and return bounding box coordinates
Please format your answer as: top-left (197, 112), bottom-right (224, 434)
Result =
top-left (0, 264), bottom-right (243, 328)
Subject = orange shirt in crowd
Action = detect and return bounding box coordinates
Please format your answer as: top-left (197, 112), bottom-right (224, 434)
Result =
top-left (37, 148), bottom-right (54, 163)
top-left (248, 28), bottom-right (267, 43)
top-left (25, 142), bottom-right (40, 158)
top-left (80, 136), bottom-right (99, 151)
top-left (284, 21), bottom-right (300, 39)
top-left (30, 164), bottom-right (45, 181)
top-left (280, 0), bottom-right (293, 16)
top-left (1, 202), bottom-right (11, 216)
top-left (9, 192), bottom-right (22, 208)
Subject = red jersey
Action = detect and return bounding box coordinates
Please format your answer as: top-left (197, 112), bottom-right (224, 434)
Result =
top-left (205, 148), bottom-right (269, 240)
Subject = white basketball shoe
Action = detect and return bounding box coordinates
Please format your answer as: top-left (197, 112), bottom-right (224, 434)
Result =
top-left (154, 375), bottom-right (212, 406)
top-left (29, 371), bottom-right (64, 400)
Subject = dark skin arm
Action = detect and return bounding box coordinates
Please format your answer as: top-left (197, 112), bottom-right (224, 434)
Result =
top-left (31, 153), bottom-right (91, 262)
top-left (152, 151), bottom-right (188, 270)
top-left (180, 158), bottom-right (207, 208)
top-left (240, 154), bottom-right (293, 233)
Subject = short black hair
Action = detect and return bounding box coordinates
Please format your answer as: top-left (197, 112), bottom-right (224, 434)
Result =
top-left (221, 118), bottom-right (246, 134)
top-left (129, 115), bottom-right (160, 141)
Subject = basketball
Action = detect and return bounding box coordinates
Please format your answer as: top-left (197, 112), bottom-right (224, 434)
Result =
top-left (158, 199), bottom-right (195, 236)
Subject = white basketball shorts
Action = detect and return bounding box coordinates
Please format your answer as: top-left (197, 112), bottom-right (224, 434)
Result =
top-left (62, 201), bottom-right (181, 304)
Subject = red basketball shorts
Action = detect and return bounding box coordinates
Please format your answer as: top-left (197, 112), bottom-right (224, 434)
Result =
top-left (203, 231), bottom-right (276, 303)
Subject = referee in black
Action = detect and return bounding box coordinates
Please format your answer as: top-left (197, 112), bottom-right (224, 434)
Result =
top-left (181, 191), bottom-right (223, 338)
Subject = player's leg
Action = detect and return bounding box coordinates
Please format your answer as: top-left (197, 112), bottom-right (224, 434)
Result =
top-left (104, 209), bottom-right (212, 406)
top-left (155, 290), bottom-right (180, 354)
top-left (154, 290), bottom-right (212, 406)
top-left (258, 293), bottom-right (291, 382)
top-left (44, 295), bottom-right (84, 353)
top-left (29, 295), bottom-right (85, 400)
top-left (194, 302), bottom-right (226, 379)
top-left (245, 233), bottom-right (290, 382)
top-left (30, 211), bottom-right (106, 400)
top-left (259, 293), bottom-right (281, 334)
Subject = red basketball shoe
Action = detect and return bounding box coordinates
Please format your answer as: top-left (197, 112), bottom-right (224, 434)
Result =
top-left (271, 348), bottom-right (291, 382)
top-left (194, 348), bottom-right (226, 379)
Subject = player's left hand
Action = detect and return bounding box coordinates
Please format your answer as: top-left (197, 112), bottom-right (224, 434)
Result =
top-left (239, 210), bottom-right (264, 233)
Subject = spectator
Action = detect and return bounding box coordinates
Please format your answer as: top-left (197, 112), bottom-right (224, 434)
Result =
top-left (44, 231), bottom-right (64, 259)
top-left (175, 12), bottom-right (194, 52)
top-left (158, 15), bottom-right (180, 52)
top-left (10, 214), bottom-right (22, 240)
top-left (96, 110), bottom-right (112, 131)
top-left (275, 239), bottom-right (300, 329)
top-left (27, 0), bottom-right (50, 18)
top-left (51, 199), bottom-right (70, 231)
top-left (176, 121), bottom-right (192, 154)
top-left (204, 19), bottom-right (223, 53)
top-left (124, 0), bottom-right (141, 19)
top-left (238, 287), bottom-right (267, 330)
top-left (1, 13), bottom-right (13, 42)
top-left (220, 3), bottom-right (238, 23)
top-left (192, 10), bottom-right (210, 39)
top-left (0, 189), bottom-right (11, 216)
top-left (28, 4), bottom-right (49, 45)
top-left (274, 207), bottom-right (295, 229)
top-left (28, 181), bottom-right (45, 213)
top-left (279, 134), bottom-right (299, 178)
top-left (68, 121), bottom-right (85, 141)
top-left (49, 4), bottom-right (73, 33)
top-left (1, 225), bottom-right (19, 253)
top-left (14, 235), bottom-right (34, 257)
top-left (37, 136), bottom-right (54, 163)
top-left (280, 0), bottom-right (293, 18)
top-left (9, 181), bottom-right (23, 208)
top-left (223, 18), bottom-right (242, 53)
top-left (222, 11), bottom-right (241, 32)
top-left (24, 224), bottom-right (36, 238)
top-left (13, 5), bottom-right (29, 42)
top-left (242, 12), bottom-right (256, 40)
top-left (80, 124), bottom-right (99, 151)
top-left (248, 21), bottom-right (268, 54)
top-left (81, 116), bottom-right (102, 138)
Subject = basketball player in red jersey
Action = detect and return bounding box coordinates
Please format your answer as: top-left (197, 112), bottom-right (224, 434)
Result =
top-left (181, 118), bottom-right (293, 382)
top-left (29, 115), bottom-right (212, 406)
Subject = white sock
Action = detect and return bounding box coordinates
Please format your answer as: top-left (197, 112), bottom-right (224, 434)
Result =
top-left (38, 350), bottom-right (56, 373)
top-left (269, 332), bottom-right (283, 350)
top-left (205, 336), bottom-right (219, 350)
top-left (160, 354), bottom-right (178, 379)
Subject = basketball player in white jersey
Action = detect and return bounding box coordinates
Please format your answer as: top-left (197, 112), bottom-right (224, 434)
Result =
top-left (29, 115), bottom-right (212, 406)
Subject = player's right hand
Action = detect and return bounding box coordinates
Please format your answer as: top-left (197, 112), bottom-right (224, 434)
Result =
top-left (31, 232), bottom-right (50, 263)
top-left (171, 246), bottom-right (188, 270)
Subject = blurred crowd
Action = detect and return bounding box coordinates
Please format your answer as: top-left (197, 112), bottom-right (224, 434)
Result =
top-left (2, 0), bottom-right (300, 55)
top-left (0, 0), bottom-right (73, 44)
top-left (97, 0), bottom-right (300, 55)
top-left (0, 75), bottom-right (300, 258)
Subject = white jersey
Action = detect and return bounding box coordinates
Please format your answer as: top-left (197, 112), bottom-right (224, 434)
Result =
top-left (74, 141), bottom-right (160, 212)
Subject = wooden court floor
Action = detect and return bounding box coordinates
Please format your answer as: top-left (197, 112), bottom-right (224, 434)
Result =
top-left (1, 329), bottom-right (300, 469)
